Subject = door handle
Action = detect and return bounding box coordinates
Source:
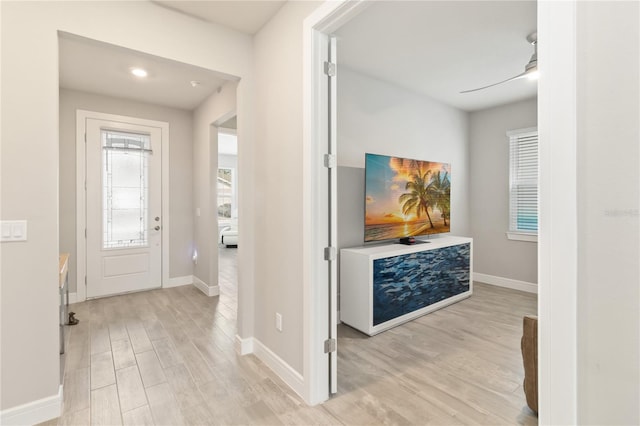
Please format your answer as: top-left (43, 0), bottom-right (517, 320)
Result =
top-left (154, 226), bottom-right (160, 231)
top-left (155, 217), bottom-right (160, 222)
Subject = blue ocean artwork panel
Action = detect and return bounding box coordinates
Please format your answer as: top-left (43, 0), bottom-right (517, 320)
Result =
top-left (372, 243), bottom-right (470, 325)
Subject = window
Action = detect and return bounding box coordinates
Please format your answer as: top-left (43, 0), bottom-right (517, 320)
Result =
top-left (508, 127), bottom-right (538, 242)
top-left (102, 130), bottom-right (150, 249)
top-left (217, 168), bottom-right (233, 225)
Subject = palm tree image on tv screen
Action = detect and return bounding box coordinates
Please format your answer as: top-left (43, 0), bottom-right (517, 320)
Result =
top-left (365, 153), bottom-right (451, 243)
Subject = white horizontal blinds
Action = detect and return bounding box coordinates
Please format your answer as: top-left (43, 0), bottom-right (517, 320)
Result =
top-left (102, 129), bottom-right (151, 249)
top-left (509, 128), bottom-right (538, 233)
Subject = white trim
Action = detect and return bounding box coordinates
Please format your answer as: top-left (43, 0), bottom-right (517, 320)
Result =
top-left (506, 232), bottom-right (538, 242)
top-left (68, 292), bottom-right (78, 304)
top-left (252, 338), bottom-right (305, 400)
top-left (302, 0), bottom-right (369, 406)
top-left (192, 275), bottom-right (219, 297)
top-left (0, 385), bottom-right (62, 426)
top-left (165, 275), bottom-right (193, 288)
top-left (234, 334), bottom-right (254, 355)
top-left (473, 273), bottom-right (538, 294)
top-left (538, 1), bottom-right (578, 424)
top-left (76, 110), bottom-right (170, 303)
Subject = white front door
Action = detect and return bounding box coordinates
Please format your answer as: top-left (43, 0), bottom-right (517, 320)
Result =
top-left (85, 118), bottom-right (162, 298)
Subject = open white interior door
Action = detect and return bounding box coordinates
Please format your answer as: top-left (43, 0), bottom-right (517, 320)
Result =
top-left (327, 36), bottom-right (338, 395)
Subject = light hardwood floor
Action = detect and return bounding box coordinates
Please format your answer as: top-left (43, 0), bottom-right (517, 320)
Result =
top-left (43, 248), bottom-right (537, 425)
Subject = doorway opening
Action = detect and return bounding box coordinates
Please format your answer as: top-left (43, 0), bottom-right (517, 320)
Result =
top-left (77, 111), bottom-right (169, 300)
top-left (304, 2), bottom-right (541, 417)
top-left (216, 119), bottom-right (239, 317)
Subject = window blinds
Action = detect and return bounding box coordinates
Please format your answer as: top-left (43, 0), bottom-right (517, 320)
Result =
top-left (508, 128), bottom-right (538, 233)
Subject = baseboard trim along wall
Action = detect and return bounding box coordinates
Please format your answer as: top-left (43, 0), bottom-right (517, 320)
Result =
top-left (165, 275), bottom-right (194, 288)
top-left (0, 385), bottom-right (62, 426)
top-left (234, 334), bottom-right (254, 355)
top-left (473, 272), bottom-right (538, 294)
top-left (192, 276), bottom-right (220, 297)
top-left (252, 338), bottom-right (305, 400)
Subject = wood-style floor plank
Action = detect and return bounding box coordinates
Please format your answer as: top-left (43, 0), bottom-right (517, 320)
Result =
top-left (122, 405), bottom-right (155, 426)
top-left (90, 351), bottom-right (115, 390)
top-left (90, 384), bottom-right (122, 426)
top-left (115, 365), bottom-right (148, 413)
top-left (49, 247), bottom-right (537, 425)
top-left (135, 350), bottom-right (167, 389)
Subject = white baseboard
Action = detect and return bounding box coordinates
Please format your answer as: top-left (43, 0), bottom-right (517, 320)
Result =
top-left (252, 338), bottom-right (305, 400)
top-left (234, 334), bottom-right (254, 355)
top-left (473, 272), bottom-right (538, 294)
top-left (0, 385), bottom-right (62, 426)
top-left (165, 275), bottom-right (193, 288)
top-left (192, 276), bottom-right (219, 297)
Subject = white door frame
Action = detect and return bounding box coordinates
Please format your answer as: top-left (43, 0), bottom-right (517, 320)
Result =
top-left (76, 110), bottom-right (170, 302)
top-left (303, 0), bottom-right (580, 417)
top-left (302, 0), bottom-right (369, 405)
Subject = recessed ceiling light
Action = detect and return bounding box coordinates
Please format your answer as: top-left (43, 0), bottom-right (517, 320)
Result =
top-left (130, 68), bottom-right (148, 78)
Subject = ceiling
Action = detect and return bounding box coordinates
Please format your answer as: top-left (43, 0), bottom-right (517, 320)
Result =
top-left (59, 33), bottom-right (236, 110)
top-left (335, 1), bottom-right (537, 112)
top-left (59, 1), bottom-right (536, 114)
top-left (152, 0), bottom-right (286, 35)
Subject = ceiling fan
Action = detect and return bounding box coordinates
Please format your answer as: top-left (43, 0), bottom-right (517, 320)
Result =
top-left (460, 32), bottom-right (538, 94)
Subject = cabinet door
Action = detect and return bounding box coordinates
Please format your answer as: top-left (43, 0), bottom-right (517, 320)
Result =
top-left (372, 243), bottom-right (470, 325)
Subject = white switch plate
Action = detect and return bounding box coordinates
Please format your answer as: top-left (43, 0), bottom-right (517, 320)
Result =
top-left (0, 220), bottom-right (27, 242)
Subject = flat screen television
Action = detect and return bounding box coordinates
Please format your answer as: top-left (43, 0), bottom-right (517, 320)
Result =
top-left (364, 153), bottom-right (451, 243)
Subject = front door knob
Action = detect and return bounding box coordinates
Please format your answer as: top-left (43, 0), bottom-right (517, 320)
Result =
top-left (154, 226), bottom-right (160, 231)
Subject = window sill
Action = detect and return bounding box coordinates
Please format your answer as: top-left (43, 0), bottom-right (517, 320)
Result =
top-left (506, 232), bottom-right (538, 242)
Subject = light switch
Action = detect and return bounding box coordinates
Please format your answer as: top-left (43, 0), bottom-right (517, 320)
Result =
top-left (1, 220), bottom-right (27, 242)
top-left (1, 223), bottom-right (11, 239)
top-left (12, 222), bottom-right (24, 239)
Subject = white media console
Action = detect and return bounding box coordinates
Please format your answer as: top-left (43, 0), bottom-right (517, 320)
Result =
top-left (340, 236), bottom-right (473, 336)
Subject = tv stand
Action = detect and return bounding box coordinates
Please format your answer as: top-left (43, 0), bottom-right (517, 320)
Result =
top-left (340, 236), bottom-right (472, 335)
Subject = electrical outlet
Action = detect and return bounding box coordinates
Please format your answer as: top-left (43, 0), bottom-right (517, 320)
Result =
top-left (275, 313), bottom-right (283, 332)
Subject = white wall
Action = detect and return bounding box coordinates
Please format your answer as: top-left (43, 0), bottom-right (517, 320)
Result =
top-left (0, 1), bottom-right (254, 417)
top-left (576, 2), bottom-right (639, 423)
top-left (469, 98), bottom-right (537, 284)
top-left (253, 0), bottom-right (323, 375)
top-left (337, 66), bottom-right (470, 250)
top-left (192, 81), bottom-right (237, 289)
top-left (59, 88), bottom-right (194, 293)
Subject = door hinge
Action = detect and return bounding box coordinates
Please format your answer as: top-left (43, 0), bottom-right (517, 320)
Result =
top-left (324, 246), bottom-right (336, 261)
top-left (84, 133), bottom-right (87, 143)
top-left (324, 338), bottom-right (336, 354)
top-left (84, 276), bottom-right (87, 286)
top-left (323, 154), bottom-right (336, 169)
top-left (85, 228), bottom-right (87, 238)
top-left (324, 61), bottom-right (336, 77)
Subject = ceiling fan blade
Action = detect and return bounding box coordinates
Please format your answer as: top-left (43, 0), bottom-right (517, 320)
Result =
top-left (460, 71), bottom-right (528, 94)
